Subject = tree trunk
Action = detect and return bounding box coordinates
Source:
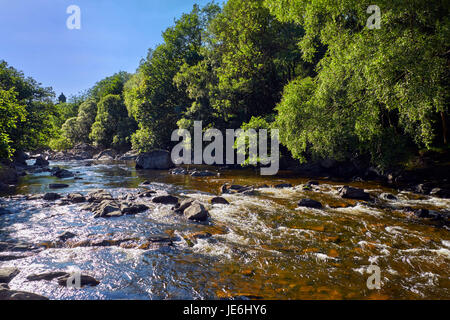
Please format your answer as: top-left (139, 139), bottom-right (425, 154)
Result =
top-left (441, 111), bottom-right (448, 145)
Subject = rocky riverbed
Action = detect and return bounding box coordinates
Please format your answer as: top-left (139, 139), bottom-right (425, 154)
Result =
top-left (0, 159), bottom-right (449, 299)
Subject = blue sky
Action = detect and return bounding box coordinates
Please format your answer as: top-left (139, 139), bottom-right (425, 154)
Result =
top-left (0, 0), bottom-right (215, 98)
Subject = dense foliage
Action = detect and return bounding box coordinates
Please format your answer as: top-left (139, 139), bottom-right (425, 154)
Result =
top-left (0, 60), bottom-right (55, 158)
top-left (1, 0), bottom-right (448, 171)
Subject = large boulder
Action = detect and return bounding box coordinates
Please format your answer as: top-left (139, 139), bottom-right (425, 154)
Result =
top-left (338, 186), bottom-right (370, 201)
top-left (136, 150), bottom-right (174, 170)
top-left (0, 267), bottom-right (19, 284)
top-left (183, 201), bottom-right (209, 222)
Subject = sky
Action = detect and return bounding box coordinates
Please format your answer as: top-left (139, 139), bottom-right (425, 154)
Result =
top-left (0, 0), bottom-right (215, 98)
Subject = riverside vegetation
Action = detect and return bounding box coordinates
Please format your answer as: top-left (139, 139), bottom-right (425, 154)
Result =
top-left (0, 0), bottom-right (449, 300)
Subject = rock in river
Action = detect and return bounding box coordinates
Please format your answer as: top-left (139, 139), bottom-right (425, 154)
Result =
top-left (43, 192), bottom-right (61, 201)
top-left (380, 192), bottom-right (397, 201)
top-left (57, 274), bottom-right (100, 287)
top-left (136, 150), bottom-right (174, 170)
top-left (298, 198), bottom-right (323, 209)
top-left (338, 186), bottom-right (370, 201)
top-left (34, 156), bottom-right (49, 167)
top-left (27, 271), bottom-right (69, 282)
top-left (0, 267), bottom-right (19, 284)
top-left (211, 196), bottom-right (229, 205)
top-left (0, 287), bottom-right (48, 300)
top-left (51, 167), bottom-right (74, 178)
top-left (183, 201), bottom-right (209, 222)
top-left (57, 231), bottom-right (77, 241)
top-left (66, 193), bottom-right (86, 203)
top-left (152, 195), bottom-right (179, 205)
top-left (120, 203), bottom-right (149, 215)
top-left (174, 198), bottom-right (195, 214)
top-left (49, 183), bottom-right (69, 189)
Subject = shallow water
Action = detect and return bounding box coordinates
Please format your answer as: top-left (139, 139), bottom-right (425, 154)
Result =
top-left (0, 160), bottom-right (449, 299)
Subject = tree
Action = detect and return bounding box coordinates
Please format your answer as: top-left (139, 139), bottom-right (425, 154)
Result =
top-left (0, 60), bottom-right (55, 155)
top-left (75, 99), bottom-right (98, 143)
top-left (0, 88), bottom-right (26, 158)
top-left (90, 94), bottom-right (136, 150)
top-left (266, 0), bottom-right (450, 168)
top-left (58, 93), bottom-right (67, 103)
top-left (88, 71), bottom-right (131, 102)
top-left (125, 4), bottom-right (220, 151)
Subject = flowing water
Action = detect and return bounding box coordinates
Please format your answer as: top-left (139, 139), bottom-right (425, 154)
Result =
top-left (0, 160), bottom-right (449, 299)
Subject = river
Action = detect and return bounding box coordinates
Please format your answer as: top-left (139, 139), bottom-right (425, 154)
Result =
top-left (0, 159), bottom-right (449, 299)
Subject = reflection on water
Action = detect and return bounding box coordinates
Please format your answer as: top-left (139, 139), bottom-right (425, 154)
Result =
top-left (0, 160), bottom-right (449, 299)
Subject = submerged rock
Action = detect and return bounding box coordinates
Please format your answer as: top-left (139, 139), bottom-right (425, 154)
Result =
top-left (136, 150), bottom-right (174, 170)
top-left (190, 170), bottom-right (216, 177)
top-left (49, 183), bottom-right (69, 189)
top-left (0, 208), bottom-right (13, 215)
top-left (170, 167), bottom-right (189, 175)
top-left (338, 186), bottom-right (370, 201)
top-left (298, 198), bottom-right (323, 209)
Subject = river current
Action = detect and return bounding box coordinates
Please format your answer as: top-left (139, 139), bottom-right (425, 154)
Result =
top-left (0, 160), bottom-right (449, 299)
